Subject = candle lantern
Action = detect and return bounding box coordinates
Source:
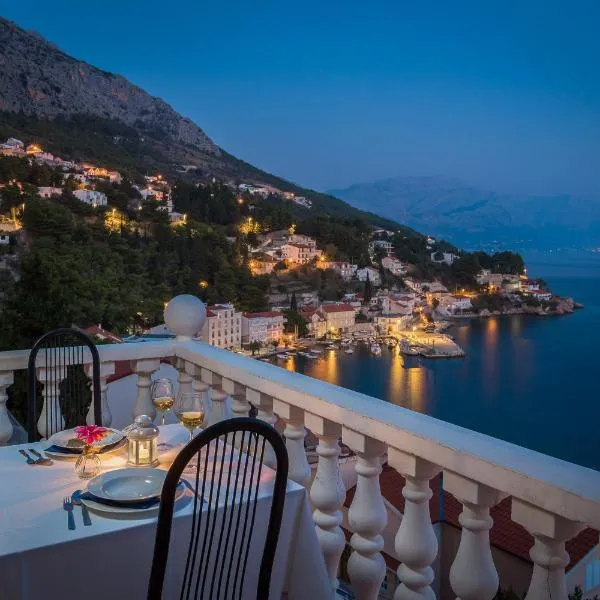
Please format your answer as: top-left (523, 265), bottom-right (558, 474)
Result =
top-left (127, 415), bottom-right (159, 467)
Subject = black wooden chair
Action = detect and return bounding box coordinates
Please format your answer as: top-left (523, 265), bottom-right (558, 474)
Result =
top-left (148, 417), bottom-right (289, 600)
top-left (27, 327), bottom-right (101, 442)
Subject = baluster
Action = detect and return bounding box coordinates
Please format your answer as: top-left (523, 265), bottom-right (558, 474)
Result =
top-left (273, 399), bottom-right (310, 486)
top-left (132, 359), bottom-right (160, 420)
top-left (343, 428), bottom-right (387, 600)
top-left (85, 362), bottom-right (114, 427)
top-left (306, 414), bottom-right (346, 593)
top-left (388, 449), bottom-right (441, 600)
top-left (246, 389), bottom-right (277, 466)
top-left (445, 472), bottom-right (505, 600)
top-left (512, 500), bottom-right (584, 600)
top-left (186, 363), bottom-right (209, 423)
top-left (222, 378), bottom-right (250, 419)
top-left (37, 365), bottom-right (67, 438)
top-left (0, 371), bottom-right (14, 445)
top-left (200, 369), bottom-right (227, 424)
top-left (175, 358), bottom-right (193, 397)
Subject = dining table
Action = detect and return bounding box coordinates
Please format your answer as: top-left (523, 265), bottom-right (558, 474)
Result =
top-left (0, 424), bottom-right (331, 600)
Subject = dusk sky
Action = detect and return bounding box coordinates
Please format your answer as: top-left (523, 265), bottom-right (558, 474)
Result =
top-left (4, 1), bottom-right (600, 197)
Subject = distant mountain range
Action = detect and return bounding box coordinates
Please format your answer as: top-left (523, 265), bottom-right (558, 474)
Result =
top-left (329, 176), bottom-right (600, 249)
top-left (0, 16), bottom-right (402, 231)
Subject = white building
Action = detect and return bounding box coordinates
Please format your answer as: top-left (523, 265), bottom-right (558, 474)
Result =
top-left (369, 240), bottom-right (394, 257)
top-left (37, 187), bottom-right (63, 199)
top-left (281, 243), bottom-right (321, 264)
top-left (242, 311), bottom-right (286, 345)
top-left (0, 234), bottom-right (10, 246)
top-left (200, 303), bottom-right (242, 349)
top-left (322, 261), bottom-right (358, 281)
top-left (430, 251), bottom-right (458, 265)
top-left (73, 189), bottom-right (108, 207)
top-left (356, 267), bottom-right (381, 286)
top-left (381, 257), bottom-right (408, 277)
top-left (437, 295), bottom-right (473, 315)
top-left (4, 138), bottom-right (24, 149)
top-left (319, 304), bottom-right (356, 333)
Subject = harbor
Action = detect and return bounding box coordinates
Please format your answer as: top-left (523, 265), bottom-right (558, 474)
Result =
top-left (254, 327), bottom-right (465, 363)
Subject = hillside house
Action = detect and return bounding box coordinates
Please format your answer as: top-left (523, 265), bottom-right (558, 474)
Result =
top-left (357, 267), bottom-right (381, 286)
top-left (73, 189), bottom-right (107, 207)
top-left (431, 251), bottom-right (458, 265)
top-left (381, 256), bottom-right (408, 277)
top-left (37, 187), bottom-right (63, 199)
top-left (321, 261), bottom-right (358, 281)
top-left (320, 304), bottom-right (356, 333)
top-left (200, 303), bottom-right (242, 349)
top-left (242, 311), bottom-right (286, 344)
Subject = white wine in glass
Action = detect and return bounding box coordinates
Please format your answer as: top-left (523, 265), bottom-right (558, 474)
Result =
top-left (178, 411), bottom-right (204, 431)
top-left (151, 378), bottom-right (175, 427)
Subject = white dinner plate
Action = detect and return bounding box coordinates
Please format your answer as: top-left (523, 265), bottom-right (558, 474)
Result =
top-left (80, 483), bottom-right (186, 516)
top-left (48, 427), bottom-right (125, 450)
top-left (87, 468), bottom-right (167, 504)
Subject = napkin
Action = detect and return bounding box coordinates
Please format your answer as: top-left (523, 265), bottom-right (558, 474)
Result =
top-left (80, 491), bottom-right (159, 509)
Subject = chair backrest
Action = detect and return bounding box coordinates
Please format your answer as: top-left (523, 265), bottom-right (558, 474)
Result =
top-left (148, 417), bottom-right (289, 600)
top-left (27, 327), bottom-right (101, 442)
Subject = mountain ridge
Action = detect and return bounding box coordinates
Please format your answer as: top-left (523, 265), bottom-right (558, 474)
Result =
top-left (0, 15), bottom-right (404, 232)
top-left (329, 175), bottom-right (600, 248)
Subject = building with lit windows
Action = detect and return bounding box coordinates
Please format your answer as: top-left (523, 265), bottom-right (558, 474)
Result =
top-left (200, 303), bottom-right (242, 349)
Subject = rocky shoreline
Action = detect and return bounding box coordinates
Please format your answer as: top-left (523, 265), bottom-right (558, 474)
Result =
top-left (447, 297), bottom-right (582, 319)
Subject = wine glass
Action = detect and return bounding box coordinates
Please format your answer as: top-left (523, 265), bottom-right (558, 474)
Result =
top-left (174, 392), bottom-right (205, 469)
top-left (151, 378), bottom-right (175, 426)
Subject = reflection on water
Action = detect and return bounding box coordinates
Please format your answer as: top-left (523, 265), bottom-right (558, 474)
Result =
top-left (286, 279), bottom-right (600, 470)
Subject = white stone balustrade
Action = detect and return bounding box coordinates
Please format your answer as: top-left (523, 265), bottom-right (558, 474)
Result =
top-left (200, 368), bottom-right (227, 425)
top-left (37, 365), bottom-right (67, 438)
top-left (85, 361), bottom-right (114, 427)
top-left (512, 500), bottom-right (584, 600)
top-left (344, 429), bottom-right (387, 600)
top-left (445, 472), bottom-right (506, 600)
top-left (0, 296), bottom-right (599, 600)
top-left (246, 388), bottom-right (277, 467)
top-left (388, 451), bottom-right (440, 600)
top-left (273, 398), bottom-right (311, 487)
top-left (306, 414), bottom-right (346, 593)
top-left (132, 358), bottom-right (160, 421)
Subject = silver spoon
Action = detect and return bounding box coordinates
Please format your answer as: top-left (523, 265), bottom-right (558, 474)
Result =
top-left (71, 490), bottom-right (92, 526)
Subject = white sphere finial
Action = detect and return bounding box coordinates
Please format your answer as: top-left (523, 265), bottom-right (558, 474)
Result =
top-left (164, 295), bottom-right (207, 341)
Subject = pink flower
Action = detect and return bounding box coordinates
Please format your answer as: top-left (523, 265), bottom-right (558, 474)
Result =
top-left (75, 425), bottom-right (108, 446)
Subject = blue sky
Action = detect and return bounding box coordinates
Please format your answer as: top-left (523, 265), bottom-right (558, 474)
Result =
top-left (3, 1), bottom-right (600, 196)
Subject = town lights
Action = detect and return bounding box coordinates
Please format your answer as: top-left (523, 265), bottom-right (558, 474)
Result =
top-left (199, 280), bottom-right (209, 289)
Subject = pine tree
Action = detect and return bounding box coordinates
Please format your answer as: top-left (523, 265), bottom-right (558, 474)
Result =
top-left (364, 273), bottom-right (372, 303)
top-left (290, 291), bottom-right (298, 311)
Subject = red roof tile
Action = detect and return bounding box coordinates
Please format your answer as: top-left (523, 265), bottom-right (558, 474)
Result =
top-left (320, 304), bottom-right (355, 313)
top-left (243, 311), bottom-right (284, 319)
top-left (344, 465), bottom-right (598, 571)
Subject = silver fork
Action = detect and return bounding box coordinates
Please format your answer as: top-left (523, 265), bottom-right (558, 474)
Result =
top-left (63, 497), bottom-right (75, 530)
top-left (29, 449), bottom-right (52, 465)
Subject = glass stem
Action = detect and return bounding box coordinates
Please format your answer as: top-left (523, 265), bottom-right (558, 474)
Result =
top-left (189, 430), bottom-right (194, 444)
top-left (161, 412), bottom-right (166, 427)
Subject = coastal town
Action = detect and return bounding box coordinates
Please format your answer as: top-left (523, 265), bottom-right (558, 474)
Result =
top-left (0, 135), bottom-right (580, 362)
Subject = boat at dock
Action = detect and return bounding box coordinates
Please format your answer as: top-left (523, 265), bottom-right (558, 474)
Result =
top-left (370, 344), bottom-right (382, 356)
top-left (345, 348), bottom-right (354, 354)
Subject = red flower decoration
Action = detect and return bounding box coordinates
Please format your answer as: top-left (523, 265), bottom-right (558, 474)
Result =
top-left (74, 425), bottom-right (108, 446)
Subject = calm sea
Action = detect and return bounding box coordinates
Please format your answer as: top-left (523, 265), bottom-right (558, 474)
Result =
top-left (287, 251), bottom-right (600, 470)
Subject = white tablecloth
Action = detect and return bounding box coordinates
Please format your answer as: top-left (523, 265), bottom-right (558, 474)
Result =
top-left (0, 425), bottom-right (330, 600)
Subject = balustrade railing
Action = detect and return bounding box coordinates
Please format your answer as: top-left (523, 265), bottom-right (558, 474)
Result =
top-left (0, 299), bottom-right (599, 600)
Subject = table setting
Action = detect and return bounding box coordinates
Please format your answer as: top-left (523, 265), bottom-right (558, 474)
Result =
top-left (0, 382), bottom-right (331, 600)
